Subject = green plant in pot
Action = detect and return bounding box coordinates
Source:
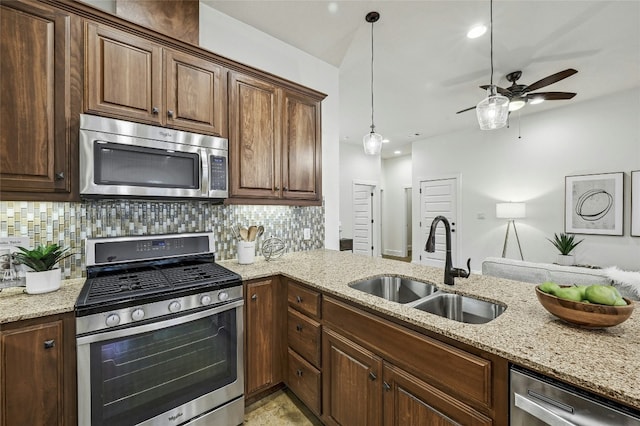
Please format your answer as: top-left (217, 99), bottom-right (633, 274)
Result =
top-left (547, 233), bottom-right (583, 266)
top-left (13, 244), bottom-right (72, 294)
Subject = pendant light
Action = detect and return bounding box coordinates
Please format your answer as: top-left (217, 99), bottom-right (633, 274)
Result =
top-left (363, 11), bottom-right (383, 155)
top-left (476, 0), bottom-right (509, 130)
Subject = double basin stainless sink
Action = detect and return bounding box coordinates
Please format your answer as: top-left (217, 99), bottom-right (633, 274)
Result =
top-left (349, 276), bottom-right (505, 324)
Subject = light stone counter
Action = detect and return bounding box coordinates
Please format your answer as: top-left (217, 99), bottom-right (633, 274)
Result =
top-left (220, 250), bottom-right (640, 410)
top-left (0, 250), bottom-right (638, 410)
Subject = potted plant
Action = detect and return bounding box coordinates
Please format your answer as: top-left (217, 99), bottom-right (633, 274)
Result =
top-left (547, 233), bottom-right (583, 266)
top-left (13, 244), bottom-right (72, 294)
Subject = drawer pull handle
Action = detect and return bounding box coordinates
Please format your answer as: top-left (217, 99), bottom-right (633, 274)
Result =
top-left (251, 294), bottom-right (257, 301)
top-left (296, 296), bottom-right (303, 303)
top-left (383, 381), bottom-right (391, 391)
top-left (296, 369), bottom-right (303, 377)
top-left (296, 324), bottom-right (303, 332)
top-left (369, 371), bottom-right (377, 381)
top-left (44, 340), bottom-right (55, 349)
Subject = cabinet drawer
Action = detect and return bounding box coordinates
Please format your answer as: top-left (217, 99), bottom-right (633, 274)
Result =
top-left (287, 308), bottom-right (321, 368)
top-left (287, 348), bottom-right (321, 416)
top-left (288, 281), bottom-right (321, 319)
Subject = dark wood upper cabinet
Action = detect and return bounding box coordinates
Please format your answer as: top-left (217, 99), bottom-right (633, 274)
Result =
top-left (229, 71), bottom-right (281, 199)
top-left (85, 22), bottom-right (227, 137)
top-left (0, 0), bottom-right (80, 201)
top-left (228, 72), bottom-right (324, 205)
top-left (282, 90), bottom-right (322, 201)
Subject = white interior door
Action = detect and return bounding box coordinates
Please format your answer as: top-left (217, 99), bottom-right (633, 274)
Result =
top-left (353, 183), bottom-right (374, 256)
top-left (419, 177), bottom-right (458, 267)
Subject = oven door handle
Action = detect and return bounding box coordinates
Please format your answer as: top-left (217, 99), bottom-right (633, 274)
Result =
top-left (77, 299), bottom-right (243, 345)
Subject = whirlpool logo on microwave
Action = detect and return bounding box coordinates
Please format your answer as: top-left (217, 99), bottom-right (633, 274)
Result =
top-left (159, 131), bottom-right (173, 138)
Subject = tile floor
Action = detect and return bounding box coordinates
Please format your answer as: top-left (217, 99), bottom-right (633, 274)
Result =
top-left (244, 389), bottom-right (322, 425)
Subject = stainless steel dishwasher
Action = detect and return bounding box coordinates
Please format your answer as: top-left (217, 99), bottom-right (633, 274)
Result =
top-left (510, 366), bottom-right (640, 425)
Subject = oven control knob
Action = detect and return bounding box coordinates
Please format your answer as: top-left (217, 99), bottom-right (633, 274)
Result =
top-left (105, 313), bottom-right (120, 327)
top-left (168, 301), bottom-right (181, 313)
top-left (131, 308), bottom-right (145, 321)
top-left (218, 291), bottom-right (229, 302)
top-left (200, 295), bottom-right (212, 306)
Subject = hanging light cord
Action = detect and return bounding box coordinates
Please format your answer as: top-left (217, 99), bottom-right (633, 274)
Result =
top-left (490, 0), bottom-right (494, 87)
top-left (369, 20), bottom-right (375, 132)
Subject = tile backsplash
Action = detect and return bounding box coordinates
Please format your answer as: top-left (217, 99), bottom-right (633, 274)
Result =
top-left (0, 200), bottom-right (325, 279)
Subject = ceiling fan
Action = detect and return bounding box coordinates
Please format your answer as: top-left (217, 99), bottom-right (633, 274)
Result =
top-left (456, 68), bottom-right (578, 114)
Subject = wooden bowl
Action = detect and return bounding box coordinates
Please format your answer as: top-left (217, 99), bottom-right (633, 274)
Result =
top-left (535, 286), bottom-right (634, 328)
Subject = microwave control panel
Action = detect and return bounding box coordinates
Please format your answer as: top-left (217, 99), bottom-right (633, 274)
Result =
top-left (210, 155), bottom-right (227, 191)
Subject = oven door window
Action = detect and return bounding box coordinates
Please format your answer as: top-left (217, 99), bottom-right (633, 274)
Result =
top-left (94, 141), bottom-right (199, 189)
top-left (90, 310), bottom-right (237, 425)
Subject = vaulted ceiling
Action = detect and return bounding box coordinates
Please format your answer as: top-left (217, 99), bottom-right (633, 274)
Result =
top-left (203, 1), bottom-right (640, 157)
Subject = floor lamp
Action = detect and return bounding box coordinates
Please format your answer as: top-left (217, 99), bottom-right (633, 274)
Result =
top-left (496, 202), bottom-right (525, 260)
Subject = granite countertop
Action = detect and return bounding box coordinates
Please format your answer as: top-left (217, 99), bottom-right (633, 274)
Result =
top-left (1, 249), bottom-right (638, 409)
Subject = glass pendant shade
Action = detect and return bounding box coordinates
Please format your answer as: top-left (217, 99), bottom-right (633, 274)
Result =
top-left (363, 131), bottom-right (383, 155)
top-left (476, 86), bottom-right (509, 130)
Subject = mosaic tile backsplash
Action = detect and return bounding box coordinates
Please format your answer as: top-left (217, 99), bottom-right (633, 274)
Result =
top-left (0, 200), bottom-right (325, 279)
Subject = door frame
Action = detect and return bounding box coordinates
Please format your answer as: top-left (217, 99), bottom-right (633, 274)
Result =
top-left (413, 173), bottom-right (462, 265)
top-left (352, 180), bottom-right (381, 257)
top-left (402, 185), bottom-right (412, 258)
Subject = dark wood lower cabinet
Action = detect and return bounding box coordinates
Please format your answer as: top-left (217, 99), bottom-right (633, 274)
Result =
top-left (383, 363), bottom-right (493, 426)
top-left (322, 328), bottom-right (382, 426)
top-left (244, 277), bottom-right (284, 399)
top-left (0, 312), bottom-right (76, 426)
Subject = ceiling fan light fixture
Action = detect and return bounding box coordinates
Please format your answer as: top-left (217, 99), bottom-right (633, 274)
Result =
top-left (477, 86), bottom-right (509, 130)
top-left (363, 11), bottom-right (383, 156)
top-left (529, 97), bottom-right (545, 105)
top-left (508, 98), bottom-right (527, 111)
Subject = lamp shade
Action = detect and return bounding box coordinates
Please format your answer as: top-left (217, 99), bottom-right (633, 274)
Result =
top-left (363, 131), bottom-right (383, 155)
top-left (496, 202), bottom-right (526, 219)
top-left (476, 86), bottom-right (509, 130)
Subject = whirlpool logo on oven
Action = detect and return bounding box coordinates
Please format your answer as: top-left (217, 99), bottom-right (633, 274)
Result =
top-left (168, 412), bottom-right (184, 422)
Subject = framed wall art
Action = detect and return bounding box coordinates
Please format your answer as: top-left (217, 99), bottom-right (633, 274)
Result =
top-left (632, 170), bottom-right (640, 237)
top-left (565, 172), bottom-right (624, 235)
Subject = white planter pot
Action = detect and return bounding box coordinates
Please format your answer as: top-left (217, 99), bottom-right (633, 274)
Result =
top-left (25, 268), bottom-right (61, 294)
top-left (556, 254), bottom-right (575, 266)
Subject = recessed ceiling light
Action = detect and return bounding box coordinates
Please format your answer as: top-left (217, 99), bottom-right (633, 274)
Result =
top-left (382, 139), bottom-right (390, 143)
top-left (394, 150), bottom-right (401, 155)
top-left (529, 97), bottom-right (545, 105)
top-left (328, 2), bottom-right (338, 14)
top-left (467, 24), bottom-right (487, 39)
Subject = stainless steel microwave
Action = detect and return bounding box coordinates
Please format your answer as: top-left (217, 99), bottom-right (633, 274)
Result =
top-left (79, 114), bottom-right (228, 200)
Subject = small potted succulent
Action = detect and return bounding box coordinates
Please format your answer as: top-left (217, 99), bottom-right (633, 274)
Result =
top-left (547, 233), bottom-right (583, 266)
top-left (13, 243), bottom-right (73, 294)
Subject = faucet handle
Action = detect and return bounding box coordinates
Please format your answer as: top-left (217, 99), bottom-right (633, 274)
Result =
top-left (452, 258), bottom-right (471, 279)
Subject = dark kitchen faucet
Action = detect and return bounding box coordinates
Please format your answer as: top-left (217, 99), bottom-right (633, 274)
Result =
top-left (425, 216), bottom-right (471, 285)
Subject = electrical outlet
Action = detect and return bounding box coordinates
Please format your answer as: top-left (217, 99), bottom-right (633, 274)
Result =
top-left (303, 228), bottom-right (311, 240)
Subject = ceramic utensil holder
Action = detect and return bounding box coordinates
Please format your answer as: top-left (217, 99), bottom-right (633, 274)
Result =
top-left (237, 241), bottom-right (256, 265)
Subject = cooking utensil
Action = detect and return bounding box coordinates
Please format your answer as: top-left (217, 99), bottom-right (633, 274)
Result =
top-left (230, 226), bottom-right (241, 240)
top-left (247, 226), bottom-right (257, 242)
top-left (256, 225), bottom-right (264, 239)
top-left (239, 227), bottom-right (248, 241)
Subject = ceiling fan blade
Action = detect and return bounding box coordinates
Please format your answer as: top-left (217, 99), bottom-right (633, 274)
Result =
top-left (529, 92), bottom-right (577, 100)
top-left (526, 69), bottom-right (578, 92)
top-left (456, 106), bottom-right (476, 114)
top-left (479, 85), bottom-right (511, 96)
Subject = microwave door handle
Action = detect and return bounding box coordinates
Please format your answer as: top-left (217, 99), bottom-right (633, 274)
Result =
top-left (201, 149), bottom-right (209, 197)
top-left (514, 393), bottom-right (577, 426)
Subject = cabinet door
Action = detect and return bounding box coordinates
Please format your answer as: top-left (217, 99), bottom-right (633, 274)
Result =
top-left (0, 1), bottom-right (72, 196)
top-left (382, 363), bottom-right (492, 426)
top-left (1, 320), bottom-right (63, 426)
top-left (245, 278), bottom-right (283, 396)
top-left (282, 91), bottom-right (322, 201)
top-left (229, 72), bottom-right (281, 199)
top-left (322, 328), bottom-right (382, 426)
top-left (85, 22), bottom-right (163, 124)
top-left (165, 49), bottom-right (227, 136)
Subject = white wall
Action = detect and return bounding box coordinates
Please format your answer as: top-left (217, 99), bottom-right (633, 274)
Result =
top-left (382, 155), bottom-right (412, 256)
top-left (412, 88), bottom-right (640, 271)
top-left (199, 4), bottom-right (341, 250)
top-left (339, 143), bottom-right (382, 239)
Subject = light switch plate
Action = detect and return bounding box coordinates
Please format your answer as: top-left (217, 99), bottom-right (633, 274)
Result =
top-left (303, 228), bottom-right (311, 240)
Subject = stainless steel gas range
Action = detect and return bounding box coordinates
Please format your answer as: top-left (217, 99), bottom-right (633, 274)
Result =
top-left (75, 233), bottom-right (244, 426)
